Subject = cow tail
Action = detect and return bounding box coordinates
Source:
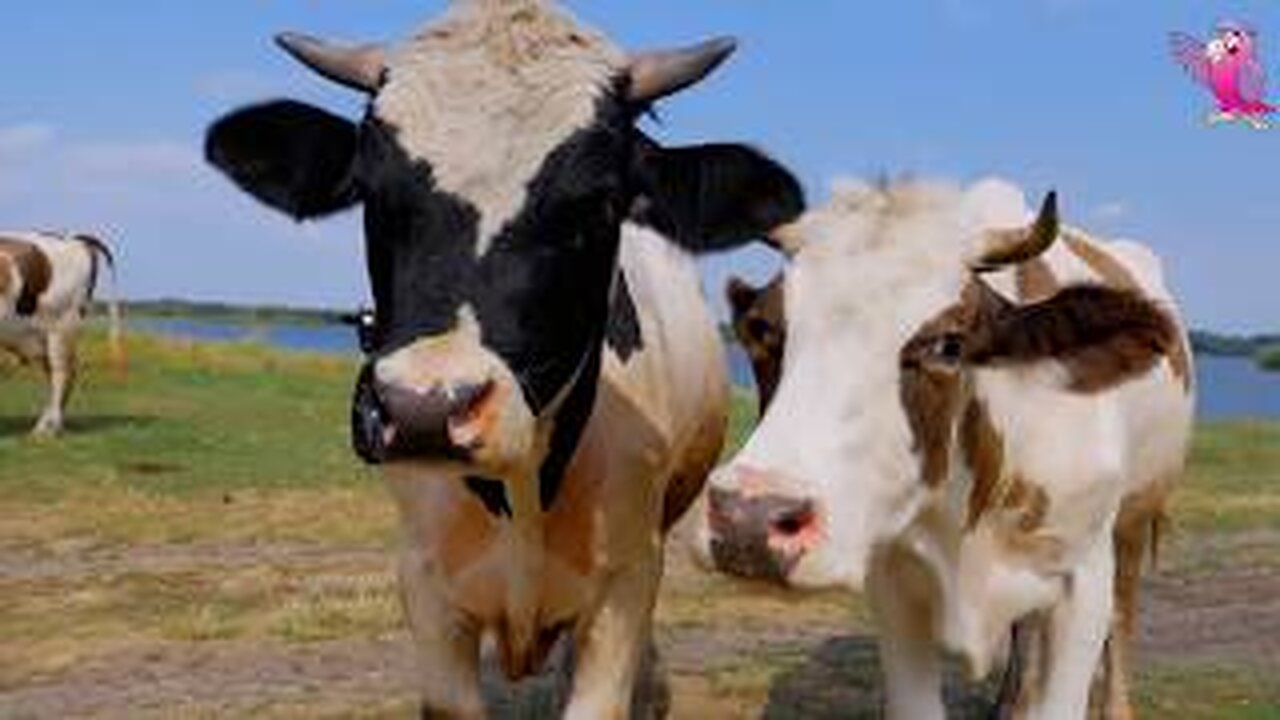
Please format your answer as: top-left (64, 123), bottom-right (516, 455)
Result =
top-left (76, 234), bottom-right (126, 379)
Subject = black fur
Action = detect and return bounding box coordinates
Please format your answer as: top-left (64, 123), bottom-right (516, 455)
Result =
top-left (629, 135), bottom-right (805, 252)
top-left (465, 476), bottom-right (513, 519)
top-left (205, 100), bottom-right (361, 220)
top-left (606, 272), bottom-right (644, 362)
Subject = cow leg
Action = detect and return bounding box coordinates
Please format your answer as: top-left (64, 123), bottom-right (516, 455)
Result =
top-left (563, 534), bottom-right (663, 720)
top-left (1025, 537), bottom-right (1115, 720)
top-left (869, 548), bottom-right (946, 720)
top-left (33, 331), bottom-right (76, 436)
top-left (1101, 513), bottom-right (1150, 720)
top-left (398, 550), bottom-right (485, 719)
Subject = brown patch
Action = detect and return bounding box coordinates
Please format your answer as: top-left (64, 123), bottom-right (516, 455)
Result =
top-left (961, 398), bottom-right (1005, 528)
top-left (1064, 231), bottom-right (1192, 393)
top-left (548, 447), bottom-right (603, 577)
top-left (662, 402), bottom-right (727, 531)
top-left (1014, 258), bottom-right (1058, 303)
top-left (899, 314), bottom-right (971, 488)
top-left (0, 236), bottom-right (53, 316)
top-left (898, 283), bottom-right (1000, 487)
top-left (727, 274), bottom-right (787, 413)
top-left (1001, 475), bottom-right (1050, 534)
top-left (974, 283), bottom-right (1178, 394)
top-left (438, 498), bottom-right (498, 581)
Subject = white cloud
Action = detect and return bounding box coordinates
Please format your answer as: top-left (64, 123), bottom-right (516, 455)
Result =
top-left (0, 123), bottom-right (55, 157)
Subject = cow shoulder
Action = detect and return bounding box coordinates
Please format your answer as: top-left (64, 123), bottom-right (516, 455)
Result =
top-left (630, 136), bottom-right (804, 253)
top-left (205, 100), bottom-right (361, 220)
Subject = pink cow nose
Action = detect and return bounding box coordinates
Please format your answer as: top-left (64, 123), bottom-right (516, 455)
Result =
top-left (706, 478), bottom-right (821, 584)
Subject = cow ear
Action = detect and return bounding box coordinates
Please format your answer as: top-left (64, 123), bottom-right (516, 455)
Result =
top-left (971, 283), bottom-right (1177, 394)
top-left (206, 100), bottom-right (361, 221)
top-left (631, 137), bottom-right (804, 253)
top-left (726, 276), bottom-right (761, 316)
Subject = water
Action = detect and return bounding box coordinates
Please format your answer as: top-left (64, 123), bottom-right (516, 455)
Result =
top-left (131, 318), bottom-right (1280, 420)
top-left (130, 317), bottom-right (358, 355)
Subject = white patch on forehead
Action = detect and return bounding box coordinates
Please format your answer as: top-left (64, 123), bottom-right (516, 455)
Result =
top-left (374, 0), bottom-right (624, 255)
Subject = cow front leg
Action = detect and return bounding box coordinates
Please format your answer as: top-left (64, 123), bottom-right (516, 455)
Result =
top-left (869, 548), bottom-right (946, 720)
top-left (33, 331), bottom-right (76, 436)
top-left (1100, 512), bottom-right (1152, 720)
top-left (398, 550), bottom-right (485, 719)
top-left (563, 535), bottom-right (663, 720)
top-left (1024, 537), bottom-right (1114, 720)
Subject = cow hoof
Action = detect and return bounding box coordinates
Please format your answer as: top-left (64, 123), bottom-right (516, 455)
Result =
top-left (30, 422), bottom-right (61, 439)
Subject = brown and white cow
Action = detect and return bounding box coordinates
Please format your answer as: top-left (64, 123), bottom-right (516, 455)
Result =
top-left (1, 230), bottom-right (122, 436)
top-left (699, 179), bottom-right (1193, 719)
top-left (204, 1), bottom-right (804, 717)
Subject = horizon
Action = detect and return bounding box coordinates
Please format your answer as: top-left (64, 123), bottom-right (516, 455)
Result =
top-left (2, 1), bottom-right (1278, 333)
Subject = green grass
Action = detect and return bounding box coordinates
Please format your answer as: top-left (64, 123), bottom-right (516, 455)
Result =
top-left (2, 330), bottom-right (1279, 717)
top-left (1258, 346), bottom-right (1280, 373)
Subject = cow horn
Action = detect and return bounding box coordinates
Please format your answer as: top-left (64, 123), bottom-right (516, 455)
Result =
top-left (970, 191), bottom-right (1059, 272)
top-left (626, 36), bottom-right (738, 104)
top-left (275, 32), bottom-right (387, 93)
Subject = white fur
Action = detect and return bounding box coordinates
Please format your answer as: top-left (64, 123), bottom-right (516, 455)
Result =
top-left (374, 0), bottom-right (623, 255)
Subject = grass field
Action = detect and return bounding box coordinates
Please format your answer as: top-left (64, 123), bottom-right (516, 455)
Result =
top-left (2, 332), bottom-right (1278, 719)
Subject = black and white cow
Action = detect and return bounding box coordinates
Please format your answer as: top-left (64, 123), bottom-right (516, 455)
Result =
top-left (205, 1), bottom-right (803, 717)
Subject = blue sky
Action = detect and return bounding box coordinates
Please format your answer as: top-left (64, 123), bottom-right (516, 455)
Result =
top-left (0, 1), bottom-right (1276, 332)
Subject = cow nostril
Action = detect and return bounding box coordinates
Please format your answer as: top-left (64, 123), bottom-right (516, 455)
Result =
top-left (449, 380), bottom-right (497, 423)
top-left (769, 502), bottom-right (816, 539)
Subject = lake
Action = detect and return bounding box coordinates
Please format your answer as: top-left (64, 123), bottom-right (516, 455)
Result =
top-left (131, 317), bottom-right (1280, 421)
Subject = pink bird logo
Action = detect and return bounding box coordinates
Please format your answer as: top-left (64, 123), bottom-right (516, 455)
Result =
top-left (1170, 20), bottom-right (1275, 129)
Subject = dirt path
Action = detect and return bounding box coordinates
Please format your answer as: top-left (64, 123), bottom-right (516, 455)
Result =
top-left (2, 536), bottom-right (1279, 719)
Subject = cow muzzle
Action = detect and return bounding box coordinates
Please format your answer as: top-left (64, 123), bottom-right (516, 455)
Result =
top-left (352, 335), bottom-right (534, 469)
top-left (705, 480), bottom-right (822, 585)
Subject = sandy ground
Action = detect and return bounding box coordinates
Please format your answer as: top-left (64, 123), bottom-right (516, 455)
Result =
top-left (2, 526), bottom-right (1278, 720)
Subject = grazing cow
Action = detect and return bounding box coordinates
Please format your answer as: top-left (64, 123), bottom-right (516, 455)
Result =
top-left (204, 1), bottom-right (803, 717)
top-left (699, 179), bottom-right (1193, 720)
top-left (0, 230), bottom-right (122, 436)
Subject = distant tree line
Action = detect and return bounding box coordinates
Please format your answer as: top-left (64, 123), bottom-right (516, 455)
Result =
top-left (1259, 346), bottom-right (1280, 373)
top-left (1190, 331), bottom-right (1280, 373)
top-left (92, 299), bottom-right (349, 327)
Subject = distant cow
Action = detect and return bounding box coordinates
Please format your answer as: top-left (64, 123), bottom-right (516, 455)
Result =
top-left (701, 179), bottom-right (1193, 720)
top-left (204, 1), bottom-right (803, 717)
top-left (0, 231), bottom-right (122, 436)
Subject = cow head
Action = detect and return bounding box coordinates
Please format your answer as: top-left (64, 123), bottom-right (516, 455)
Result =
top-left (700, 179), bottom-right (1177, 596)
top-left (726, 273), bottom-right (786, 413)
top-left (205, 0), bottom-right (803, 503)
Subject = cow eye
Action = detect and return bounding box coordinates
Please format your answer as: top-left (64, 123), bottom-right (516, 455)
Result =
top-left (933, 333), bottom-right (965, 364)
top-left (746, 317), bottom-right (773, 341)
